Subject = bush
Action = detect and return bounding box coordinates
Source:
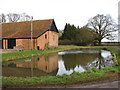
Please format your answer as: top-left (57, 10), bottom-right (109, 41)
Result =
top-left (14, 45), bottom-right (24, 51)
top-left (59, 40), bottom-right (75, 45)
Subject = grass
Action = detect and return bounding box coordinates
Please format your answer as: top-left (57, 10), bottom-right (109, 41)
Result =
top-left (1, 45), bottom-right (120, 87)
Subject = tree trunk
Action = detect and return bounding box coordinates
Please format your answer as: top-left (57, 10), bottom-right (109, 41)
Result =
top-left (98, 39), bottom-right (101, 46)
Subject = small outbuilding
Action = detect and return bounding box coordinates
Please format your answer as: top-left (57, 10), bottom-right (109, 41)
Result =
top-left (0, 19), bottom-right (59, 50)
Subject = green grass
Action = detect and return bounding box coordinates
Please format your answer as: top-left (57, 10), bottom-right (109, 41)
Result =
top-left (1, 45), bottom-right (119, 87)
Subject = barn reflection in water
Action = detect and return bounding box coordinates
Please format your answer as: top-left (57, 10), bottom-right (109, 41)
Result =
top-left (2, 50), bottom-right (113, 77)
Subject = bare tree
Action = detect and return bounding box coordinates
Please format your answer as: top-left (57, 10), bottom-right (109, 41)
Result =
top-left (0, 13), bottom-right (6, 23)
top-left (0, 13), bottom-right (31, 23)
top-left (87, 14), bottom-right (117, 45)
top-left (7, 13), bottom-right (20, 22)
top-left (20, 13), bottom-right (31, 21)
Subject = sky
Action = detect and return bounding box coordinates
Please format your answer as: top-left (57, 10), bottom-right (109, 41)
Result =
top-left (0, 0), bottom-right (119, 42)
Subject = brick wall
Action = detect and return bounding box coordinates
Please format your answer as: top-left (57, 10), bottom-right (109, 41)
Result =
top-left (48, 31), bottom-right (58, 48)
top-left (37, 31), bottom-right (58, 50)
top-left (3, 31), bottom-right (58, 50)
top-left (37, 31), bottom-right (49, 50)
top-left (16, 39), bottom-right (37, 50)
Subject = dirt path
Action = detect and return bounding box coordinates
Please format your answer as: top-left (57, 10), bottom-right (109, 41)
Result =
top-left (68, 81), bottom-right (119, 88)
top-left (0, 49), bottom-right (18, 54)
top-left (5, 81), bottom-right (120, 89)
top-left (38, 81), bottom-right (120, 88)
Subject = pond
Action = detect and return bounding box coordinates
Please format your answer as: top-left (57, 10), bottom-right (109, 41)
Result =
top-left (2, 49), bottom-right (113, 77)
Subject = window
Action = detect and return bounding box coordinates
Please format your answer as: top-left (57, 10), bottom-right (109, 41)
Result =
top-left (45, 66), bottom-right (47, 70)
top-left (45, 34), bottom-right (47, 39)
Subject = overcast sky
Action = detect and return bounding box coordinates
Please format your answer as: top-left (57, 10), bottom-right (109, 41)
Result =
top-left (0, 0), bottom-right (119, 42)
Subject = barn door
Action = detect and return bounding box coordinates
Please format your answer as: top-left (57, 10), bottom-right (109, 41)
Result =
top-left (0, 39), bottom-right (3, 49)
top-left (8, 39), bottom-right (16, 49)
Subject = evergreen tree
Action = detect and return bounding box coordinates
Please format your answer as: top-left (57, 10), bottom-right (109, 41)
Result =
top-left (59, 23), bottom-right (97, 46)
top-left (61, 23), bottom-right (78, 40)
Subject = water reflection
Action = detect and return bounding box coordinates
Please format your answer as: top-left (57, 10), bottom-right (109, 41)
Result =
top-left (16, 53), bottom-right (58, 73)
top-left (61, 52), bottom-right (100, 70)
top-left (57, 60), bottom-right (73, 75)
top-left (2, 53), bottom-right (58, 77)
top-left (58, 50), bottom-right (100, 55)
top-left (2, 50), bottom-right (113, 77)
top-left (57, 50), bottom-right (113, 75)
top-left (86, 50), bottom-right (113, 70)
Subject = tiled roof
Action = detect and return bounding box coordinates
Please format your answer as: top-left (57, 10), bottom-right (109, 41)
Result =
top-left (0, 19), bottom-right (53, 39)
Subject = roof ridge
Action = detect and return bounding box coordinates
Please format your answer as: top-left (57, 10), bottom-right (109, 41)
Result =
top-left (1, 19), bottom-right (53, 24)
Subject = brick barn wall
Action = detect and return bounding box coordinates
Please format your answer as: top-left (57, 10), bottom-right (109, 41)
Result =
top-left (3, 31), bottom-right (58, 50)
top-left (37, 31), bottom-right (49, 50)
top-left (16, 39), bottom-right (37, 50)
top-left (37, 31), bottom-right (58, 50)
top-left (48, 31), bottom-right (58, 48)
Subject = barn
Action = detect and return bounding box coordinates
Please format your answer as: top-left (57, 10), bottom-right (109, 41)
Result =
top-left (0, 19), bottom-right (58, 50)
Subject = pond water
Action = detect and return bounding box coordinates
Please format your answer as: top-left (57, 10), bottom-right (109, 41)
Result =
top-left (2, 50), bottom-right (113, 77)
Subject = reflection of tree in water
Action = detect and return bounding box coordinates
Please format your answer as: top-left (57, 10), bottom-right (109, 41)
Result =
top-left (62, 53), bottom-right (100, 70)
top-left (86, 51), bottom-right (113, 70)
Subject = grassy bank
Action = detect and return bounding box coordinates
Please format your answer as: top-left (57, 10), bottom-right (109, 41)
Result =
top-left (2, 66), bottom-right (119, 87)
top-left (106, 47), bottom-right (119, 65)
top-left (2, 45), bottom-right (120, 87)
top-left (2, 45), bottom-right (117, 62)
top-left (2, 45), bottom-right (82, 62)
